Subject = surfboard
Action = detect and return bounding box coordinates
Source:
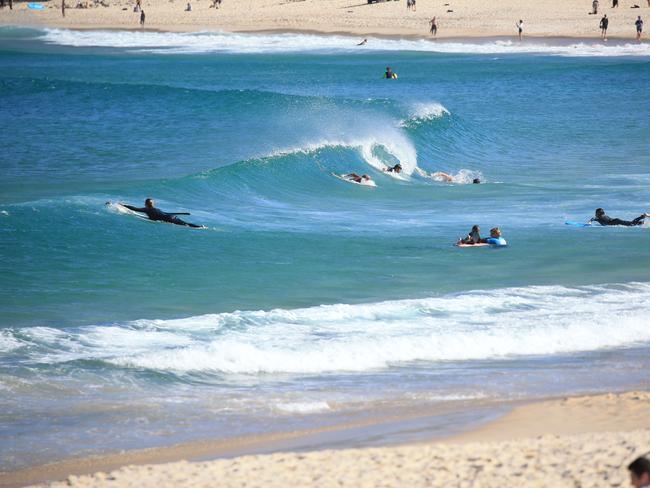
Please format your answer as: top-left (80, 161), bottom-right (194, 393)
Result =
top-left (106, 201), bottom-right (152, 221)
top-left (332, 173), bottom-right (377, 187)
top-left (27, 3), bottom-right (45, 9)
top-left (455, 242), bottom-right (491, 248)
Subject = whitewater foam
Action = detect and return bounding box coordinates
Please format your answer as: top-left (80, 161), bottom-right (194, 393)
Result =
top-left (400, 102), bottom-right (450, 128)
top-left (38, 29), bottom-right (650, 57)
top-left (7, 283), bottom-right (650, 375)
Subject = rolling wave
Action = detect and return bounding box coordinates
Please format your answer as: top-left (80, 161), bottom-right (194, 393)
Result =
top-left (31, 28), bottom-right (650, 57)
top-left (4, 282), bottom-right (649, 375)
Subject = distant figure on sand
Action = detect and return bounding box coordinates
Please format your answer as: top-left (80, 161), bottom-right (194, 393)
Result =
top-left (516, 20), bottom-right (524, 40)
top-left (628, 457), bottom-right (650, 488)
top-left (185, 2), bottom-right (191, 10)
top-left (140, 9), bottom-right (145, 25)
top-left (635, 16), bottom-right (643, 40)
top-left (592, 0), bottom-right (599, 14)
top-left (429, 17), bottom-right (437, 36)
top-left (600, 14), bottom-right (609, 39)
top-left (119, 198), bottom-right (204, 228)
top-left (357, 38), bottom-right (367, 46)
top-left (384, 66), bottom-right (398, 79)
top-left (590, 208), bottom-right (648, 226)
top-left (612, 0), bottom-right (618, 7)
top-left (61, 0), bottom-right (65, 16)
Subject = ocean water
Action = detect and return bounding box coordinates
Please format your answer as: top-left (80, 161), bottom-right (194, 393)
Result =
top-left (1, 27), bottom-right (650, 470)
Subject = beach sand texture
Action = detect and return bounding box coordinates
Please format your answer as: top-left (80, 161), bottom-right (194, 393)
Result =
top-left (1, 0), bottom-right (648, 39)
top-left (15, 391), bottom-right (650, 488)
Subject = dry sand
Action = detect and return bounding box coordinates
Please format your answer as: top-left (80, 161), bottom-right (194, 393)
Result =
top-left (1, 0), bottom-right (649, 40)
top-left (3, 391), bottom-right (649, 488)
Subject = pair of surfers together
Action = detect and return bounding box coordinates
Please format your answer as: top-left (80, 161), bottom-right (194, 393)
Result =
top-left (342, 164), bottom-right (482, 185)
top-left (457, 225), bottom-right (507, 247)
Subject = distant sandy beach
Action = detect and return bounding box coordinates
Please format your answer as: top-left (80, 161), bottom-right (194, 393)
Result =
top-left (1, 0), bottom-right (649, 40)
top-left (1, 391), bottom-right (648, 487)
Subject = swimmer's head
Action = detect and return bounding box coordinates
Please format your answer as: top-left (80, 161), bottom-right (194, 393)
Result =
top-left (145, 198), bottom-right (154, 208)
top-left (362, 174), bottom-right (369, 180)
top-left (472, 178), bottom-right (481, 184)
top-left (595, 208), bottom-right (605, 217)
top-left (394, 163), bottom-right (402, 173)
top-left (490, 227), bottom-right (501, 238)
top-left (471, 225), bottom-right (480, 233)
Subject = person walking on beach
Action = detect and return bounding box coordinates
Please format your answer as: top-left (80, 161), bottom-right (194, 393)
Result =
top-left (516, 20), bottom-right (524, 40)
top-left (635, 16), bottom-right (643, 40)
top-left (140, 9), bottom-right (145, 26)
top-left (61, 0), bottom-right (65, 17)
top-left (592, 0), bottom-right (599, 14)
top-left (600, 14), bottom-right (609, 39)
top-left (612, 0), bottom-right (618, 7)
top-left (628, 457), bottom-right (650, 488)
top-left (429, 16), bottom-right (437, 36)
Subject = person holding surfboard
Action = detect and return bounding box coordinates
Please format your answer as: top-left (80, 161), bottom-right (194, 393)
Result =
top-left (590, 208), bottom-right (649, 227)
top-left (120, 198), bottom-right (204, 228)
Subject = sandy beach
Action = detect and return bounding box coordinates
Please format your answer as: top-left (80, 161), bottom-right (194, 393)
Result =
top-left (1, 391), bottom-right (647, 487)
top-left (1, 0), bottom-right (649, 40)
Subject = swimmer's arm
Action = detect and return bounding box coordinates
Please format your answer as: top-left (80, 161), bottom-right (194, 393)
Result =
top-left (122, 204), bottom-right (146, 213)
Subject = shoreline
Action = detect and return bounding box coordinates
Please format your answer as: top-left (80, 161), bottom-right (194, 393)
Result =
top-left (2, 22), bottom-right (649, 44)
top-left (3, 390), bottom-right (649, 487)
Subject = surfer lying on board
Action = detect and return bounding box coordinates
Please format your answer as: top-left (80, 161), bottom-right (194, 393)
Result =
top-left (384, 163), bottom-right (403, 174)
top-left (590, 208), bottom-right (649, 227)
top-left (430, 171), bottom-right (481, 184)
top-left (120, 198), bottom-right (204, 228)
top-left (344, 173), bottom-right (373, 184)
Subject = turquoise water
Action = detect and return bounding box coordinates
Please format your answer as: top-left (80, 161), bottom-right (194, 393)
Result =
top-left (1, 27), bottom-right (650, 469)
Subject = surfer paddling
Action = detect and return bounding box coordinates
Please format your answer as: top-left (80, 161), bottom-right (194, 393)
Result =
top-left (116, 198), bottom-right (205, 228)
top-left (344, 173), bottom-right (373, 184)
top-left (590, 208), bottom-right (649, 227)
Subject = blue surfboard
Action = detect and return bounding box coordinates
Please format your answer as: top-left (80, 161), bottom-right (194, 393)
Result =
top-left (28, 3), bottom-right (46, 9)
top-left (565, 221), bottom-right (598, 227)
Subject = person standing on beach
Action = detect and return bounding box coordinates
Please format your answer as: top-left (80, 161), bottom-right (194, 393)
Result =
top-left (61, 0), bottom-right (65, 17)
top-left (600, 14), bottom-right (609, 39)
top-left (429, 16), bottom-right (437, 36)
top-left (612, 0), bottom-right (618, 7)
top-left (592, 0), bottom-right (599, 14)
top-left (516, 20), bottom-right (524, 40)
top-left (140, 9), bottom-right (145, 26)
top-left (635, 16), bottom-right (643, 40)
top-left (628, 457), bottom-right (650, 488)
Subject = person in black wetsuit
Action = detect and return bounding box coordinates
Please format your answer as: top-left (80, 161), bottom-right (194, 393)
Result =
top-left (121, 198), bottom-right (204, 228)
top-left (590, 207), bottom-right (649, 226)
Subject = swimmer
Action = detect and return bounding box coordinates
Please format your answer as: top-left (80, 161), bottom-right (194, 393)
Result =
top-left (590, 207), bottom-right (649, 226)
top-left (423, 170), bottom-right (481, 184)
top-left (344, 173), bottom-right (373, 183)
top-left (357, 38), bottom-right (368, 46)
top-left (384, 66), bottom-right (398, 79)
top-left (384, 163), bottom-right (403, 174)
top-left (118, 198), bottom-right (204, 228)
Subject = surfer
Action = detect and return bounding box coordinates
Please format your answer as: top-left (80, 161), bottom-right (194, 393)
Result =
top-left (384, 163), bottom-right (403, 174)
top-left (430, 171), bottom-right (481, 184)
top-left (344, 173), bottom-right (373, 184)
top-left (459, 225), bottom-right (482, 245)
top-left (590, 208), bottom-right (648, 226)
top-left (384, 67), bottom-right (398, 79)
top-left (119, 199), bottom-right (204, 228)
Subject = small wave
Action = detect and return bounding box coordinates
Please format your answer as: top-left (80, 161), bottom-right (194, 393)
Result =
top-left (36, 28), bottom-right (650, 57)
top-left (7, 282), bottom-right (650, 375)
top-left (400, 102), bottom-right (450, 128)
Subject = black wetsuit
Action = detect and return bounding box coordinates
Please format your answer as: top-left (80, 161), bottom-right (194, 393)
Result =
top-left (592, 213), bottom-right (646, 227)
top-left (123, 205), bottom-right (203, 228)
